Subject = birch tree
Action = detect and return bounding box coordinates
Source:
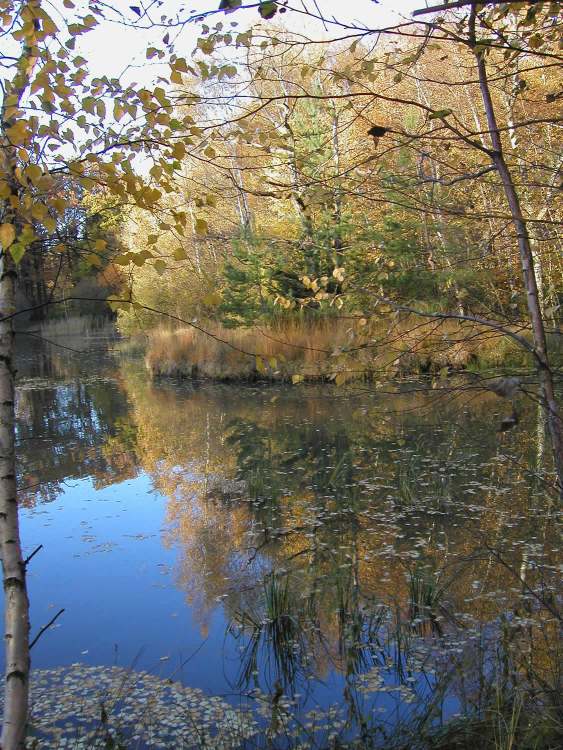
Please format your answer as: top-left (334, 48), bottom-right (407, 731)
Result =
top-left (0, 1), bottom-right (213, 745)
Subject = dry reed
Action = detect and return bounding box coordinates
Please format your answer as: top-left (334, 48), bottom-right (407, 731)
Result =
top-left (145, 317), bottom-right (529, 382)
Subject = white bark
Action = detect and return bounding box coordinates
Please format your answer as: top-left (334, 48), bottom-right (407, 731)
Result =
top-left (0, 251), bottom-right (30, 750)
top-left (504, 58), bottom-right (545, 313)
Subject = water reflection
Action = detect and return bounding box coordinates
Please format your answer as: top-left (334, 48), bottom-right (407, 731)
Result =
top-left (17, 378), bottom-right (138, 506)
top-left (12, 341), bottom-right (560, 745)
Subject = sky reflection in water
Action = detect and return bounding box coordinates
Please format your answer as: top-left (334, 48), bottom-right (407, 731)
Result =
top-left (5, 339), bottom-right (559, 739)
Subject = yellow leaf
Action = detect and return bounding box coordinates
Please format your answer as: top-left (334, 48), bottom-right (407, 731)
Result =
top-left (6, 120), bottom-right (28, 144)
top-left (173, 57), bottom-right (189, 73)
top-left (25, 164), bottom-right (42, 184)
top-left (86, 253), bottom-right (102, 267)
top-left (171, 142), bottom-right (186, 159)
top-left (292, 374), bottom-right (304, 385)
top-left (0, 223), bottom-right (16, 249)
top-left (202, 291), bottom-right (222, 306)
top-left (82, 14), bottom-right (98, 29)
top-left (95, 239), bottom-right (107, 251)
top-left (332, 267), bottom-right (345, 282)
top-left (43, 216), bottom-right (56, 233)
top-left (198, 38), bottom-right (214, 55)
top-left (107, 298), bottom-right (127, 312)
top-left (113, 254), bottom-right (130, 265)
top-left (31, 204), bottom-right (48, 220)
top-left (83, 97), bottom-right (96, 114)
top-left (52, 198), bottom-right (67, 214)
top-left (40, 14), bottom-right (58, 36)
top-left (194, 218), bottom-right (208, 236)
top-left (21, 224), bottom-right (36, 243)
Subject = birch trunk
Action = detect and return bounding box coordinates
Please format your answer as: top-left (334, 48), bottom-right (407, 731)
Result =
top-left (470, 8), bottom-right (563, 499)
top-left (0, 252), bottom-right (30, 750)
top-left (0, 9), bottom-right (38, 741)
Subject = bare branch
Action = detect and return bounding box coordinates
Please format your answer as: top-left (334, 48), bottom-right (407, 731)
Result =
top-left (29, 609), bottom-right (65, 650)
top-left (413, 1), bottom-right (538, 17)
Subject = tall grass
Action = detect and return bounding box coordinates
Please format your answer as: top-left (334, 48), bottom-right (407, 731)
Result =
top-left (144, 317), bottom-right (531, 382)
top-left (146, 319), bottom-right (357, 381)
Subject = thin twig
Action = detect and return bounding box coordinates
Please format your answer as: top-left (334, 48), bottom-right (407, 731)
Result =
top-left (413, 1), bottom-right (535, 17)
top-left (23, 544), bottom-right (43, 568)
top-left (30, 609), bottom-right (65, 650)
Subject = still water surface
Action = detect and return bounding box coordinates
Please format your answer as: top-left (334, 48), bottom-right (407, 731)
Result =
top-left (6, 336), bottom-right (559, 745)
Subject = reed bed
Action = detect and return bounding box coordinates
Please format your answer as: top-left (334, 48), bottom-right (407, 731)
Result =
top-left (145, 317), bottom-right (530, 383)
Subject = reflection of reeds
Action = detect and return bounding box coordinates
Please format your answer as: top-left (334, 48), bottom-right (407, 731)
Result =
top-left (36, 315), bottom-right (115, 340)
top-left (229, 573), bottom-right (309, 693)
top-left (407, 566), bottom-right (452, 637)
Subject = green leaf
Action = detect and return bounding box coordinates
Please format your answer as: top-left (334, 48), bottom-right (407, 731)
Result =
top-left (9, 243), bottom-right (25, 265)
top-left (429, 108), bottom-right (453, 119)
top-left (219, 0), bottom-right (242, 11)
top-left (258, 2), bottom-right (278, 20)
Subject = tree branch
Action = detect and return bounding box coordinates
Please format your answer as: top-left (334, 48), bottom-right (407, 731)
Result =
top-left (413, 1), bottom-right (537, 17)
top-left (29, 609), bottom-right (65, 650)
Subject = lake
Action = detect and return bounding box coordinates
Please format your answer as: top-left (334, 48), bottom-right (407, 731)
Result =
top-left (4, 334), bottom-right (560, 748)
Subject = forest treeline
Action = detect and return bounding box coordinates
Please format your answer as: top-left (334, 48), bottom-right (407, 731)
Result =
top-left (19, 6), bottom-right (562, 383)
top-left (21, 9), bottom-right (563, 364)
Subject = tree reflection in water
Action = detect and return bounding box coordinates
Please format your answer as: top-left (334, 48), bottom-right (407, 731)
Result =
top-left (15, 344), bottom-right (561, 746)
